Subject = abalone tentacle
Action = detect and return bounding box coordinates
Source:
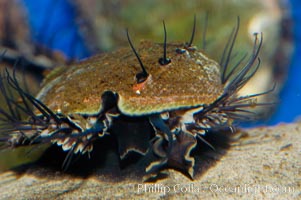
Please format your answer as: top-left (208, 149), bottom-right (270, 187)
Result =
top-left (146, 111), bottom-right (198, 179)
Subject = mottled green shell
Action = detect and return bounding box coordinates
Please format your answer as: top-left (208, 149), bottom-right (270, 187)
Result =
top-left (36, 41), bottom-right (223, 116)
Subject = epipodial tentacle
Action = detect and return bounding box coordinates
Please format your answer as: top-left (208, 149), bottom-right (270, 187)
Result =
top-left (149, 114), bottom-right (174, 155)
top-left (49, 115), bottom-right (109, 155)
top-left (147, 112), bottom-right (199, 178)
top-left (108, 114), bottom-right (154, 159)
top-left (146, 129), bottom-right (197, 178)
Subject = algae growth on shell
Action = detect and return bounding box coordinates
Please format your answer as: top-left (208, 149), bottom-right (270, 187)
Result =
top-left (36, 40), bottom-right (223, 116)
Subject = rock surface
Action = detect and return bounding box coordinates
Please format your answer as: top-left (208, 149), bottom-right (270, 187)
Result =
top-left (0, 122), bottom-right (300, 199)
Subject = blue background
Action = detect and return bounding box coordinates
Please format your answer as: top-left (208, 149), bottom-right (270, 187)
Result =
top-left (268, 0), bottom-right (301, 124)
top-left (23, 0), bottom-right (91, 59)
top-left (22, 0), bottom-right (301, 125)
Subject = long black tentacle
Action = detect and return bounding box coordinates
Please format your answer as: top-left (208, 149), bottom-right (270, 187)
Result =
top-left (194, 31), bottom-right (274, 126)
top-left (221, 17), bottom-right (240, 84)
top-left (126, 29), bottom-right (148, 83)
top-left (159, 21), bottom-right (171, 65)
top-left (186, 15), bottom-right (197, 47)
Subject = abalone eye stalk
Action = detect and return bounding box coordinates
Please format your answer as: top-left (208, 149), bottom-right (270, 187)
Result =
top-left (176, 15), bottom-right (197, 54)
top-left (158, 21), bottom-right (171, 65)
top-left (126, 29), bottom-right (148, 83)
top-left (186, 14), bottom-right (197, 48)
